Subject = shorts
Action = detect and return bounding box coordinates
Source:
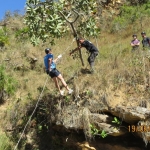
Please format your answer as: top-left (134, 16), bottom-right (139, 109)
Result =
top-left (88, 52), bottom-right (98, 64)
top-left (49, 68), bottom-right (60, 78)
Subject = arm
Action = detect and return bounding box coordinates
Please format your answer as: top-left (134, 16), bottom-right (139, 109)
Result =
top-left (46, 57), bottom-right (52, 74)
top-left (70, 46), bottom-right (82, 55)
top-left (136, 41), bottom-right (140, 46)
top-left (53, 57), bottom-right (60, 63)
top-left (48, 58), bottom-right (52, 71)
top-left (131, 42), bottom-right (135, 47)
top-left (148, 38), bottom-right (150, 45)
top-left (131, 40), bottom-right (140, 46)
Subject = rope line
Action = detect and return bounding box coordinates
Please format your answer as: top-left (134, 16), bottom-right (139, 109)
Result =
top-left (13, 37), bottom-right (76, 150)
top-left (14, 76), bottom-right (49, 150)
top-left (62, 37), bottom-right (76, 55)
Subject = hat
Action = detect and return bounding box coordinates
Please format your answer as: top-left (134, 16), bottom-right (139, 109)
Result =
top-left (141, 31), bottom-right (146, 35)
top-left (45, 48), bottom-right (51, 54)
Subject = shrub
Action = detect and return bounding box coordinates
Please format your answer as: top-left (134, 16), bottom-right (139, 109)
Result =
top-left (15, 27), bottom-right (29, 42)
top-left (111, 1), bottom-right (150, 32)
top-left (0, 28), bottom-right (8, 47)
top-left (0, 65), bottom-right (18, 103)
top-left (0, 132), bottom-right (12, 150)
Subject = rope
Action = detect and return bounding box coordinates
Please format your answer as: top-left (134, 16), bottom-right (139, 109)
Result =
top-left (14, 76), bottom-right (49, 150)
top-left (62, 37), bottom-right (76, 55)
top-left (13, 37), bottom-right (76, 150)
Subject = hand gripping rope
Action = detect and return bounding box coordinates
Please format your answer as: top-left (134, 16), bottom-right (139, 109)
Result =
top-left (13, 37), bottom-right (76, 150)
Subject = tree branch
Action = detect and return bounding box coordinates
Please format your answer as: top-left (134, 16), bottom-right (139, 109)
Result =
top-left (59, 10), bottom-right (79, 24)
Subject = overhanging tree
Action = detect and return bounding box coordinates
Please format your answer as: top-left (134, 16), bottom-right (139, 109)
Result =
top-left (24, 0), bottom-right (101, 65)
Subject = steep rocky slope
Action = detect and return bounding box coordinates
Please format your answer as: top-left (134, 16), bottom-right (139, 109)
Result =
top-left (0, 1), bottom-right (150, 150)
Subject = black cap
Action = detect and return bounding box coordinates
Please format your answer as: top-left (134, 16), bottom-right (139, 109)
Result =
top-left (45, 48), bottom-right (51, 54)
top-left (141, 31), bottom-right (146, 35)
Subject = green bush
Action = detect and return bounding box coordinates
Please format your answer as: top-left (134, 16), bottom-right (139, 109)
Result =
top-left (111, 2), bottom-right (150, 32)
top-left (15, 27), bottom-right (29, 42)
top-left (0, 28), bottom-right (8, 47)
top-left (0, 132), bottom-right (12, 150)
top-left (111, 17), bottom-right (127, 32)
top-left (0, 65), bottom-right (18, 102)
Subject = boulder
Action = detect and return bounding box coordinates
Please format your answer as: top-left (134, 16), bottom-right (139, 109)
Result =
top-left (111, 105), bottom-right (150, 124)
top-left (135, 119), bottom-right (150, 144)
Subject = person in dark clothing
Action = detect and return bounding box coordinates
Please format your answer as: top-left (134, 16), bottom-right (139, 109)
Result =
top-left (130, 34), bottom-right (140, 52)
top-left (141, 32), bottom-right (150, 50)
top-left (70, 38), bottom-right (99, 73)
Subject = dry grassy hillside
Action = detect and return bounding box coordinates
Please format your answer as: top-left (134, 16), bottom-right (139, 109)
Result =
top-left (0, 11), bottom-right (150, 149)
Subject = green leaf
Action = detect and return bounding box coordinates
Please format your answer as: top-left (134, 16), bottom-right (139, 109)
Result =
top-left (114, 117), bottom-right (117, 121)
top-left (25, 0), bottom-right (100, 45)
top-left (38, 125), bottom-right (42, 131)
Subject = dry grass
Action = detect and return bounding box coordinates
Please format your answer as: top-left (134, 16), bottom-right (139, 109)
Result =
top-left (0, 15), bottom-right (150, 146)
top-left (1, 18), bottom-right (149, 104)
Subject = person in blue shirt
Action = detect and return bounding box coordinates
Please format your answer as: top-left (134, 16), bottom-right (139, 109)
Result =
top-left (44, 48), bottom-right (73, 95)
top-left (70, 37), bottom-right (99, 73)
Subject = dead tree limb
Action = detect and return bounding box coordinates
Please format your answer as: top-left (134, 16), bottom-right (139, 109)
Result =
top-left (59, 10), bottom-right (84, 66)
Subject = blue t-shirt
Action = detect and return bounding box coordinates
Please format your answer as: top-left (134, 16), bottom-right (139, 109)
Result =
top-left (44, 54), bottom-right (56, 70)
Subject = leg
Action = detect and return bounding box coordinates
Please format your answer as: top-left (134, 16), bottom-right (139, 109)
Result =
top-left (53, 69), bottom-right (73, 94)
top-left (57, 74), bottom-right (70, 91)
top-left (88, 53), bottom-right (96, 72)
top-left (53, 77), bottom-right (61, 93)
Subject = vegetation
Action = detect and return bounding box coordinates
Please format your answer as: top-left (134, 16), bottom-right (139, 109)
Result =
top-left (0, 28), bottom-right (8, 47)
top-left (0, 132), bottom-right (12, 150)
top-left (0, 0), bottom-right (150, 150)
top-left (24, 0), bottom-right (100, 45)
top-left (111, 2), bottom-right (150, 32)
top-left (0, 65), bottom-right (18, 103)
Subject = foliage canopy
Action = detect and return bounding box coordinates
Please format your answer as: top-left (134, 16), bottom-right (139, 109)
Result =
top-left (24, 0), bottom-right (100, 45)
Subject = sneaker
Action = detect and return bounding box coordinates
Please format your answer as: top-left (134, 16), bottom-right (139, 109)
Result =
top-left (68, 89), bottom-right (73, 94)
top-left (90, 69), bottom-right (94, 74)
top-left (60, 90), bottom-right (65, 96)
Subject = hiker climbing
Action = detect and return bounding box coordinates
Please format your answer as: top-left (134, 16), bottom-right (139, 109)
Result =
top-left (70, 37), bottom-right (99, 73)
top-left (44, 48), bottom-right (73, 96)
top-left (141, 32), bottom-right (150, 50)
top-left (130, 34), bottom-right (140, 52)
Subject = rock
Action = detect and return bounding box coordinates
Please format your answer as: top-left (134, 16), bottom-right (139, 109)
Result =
top-left (96, 122), bottom-right (126, 136)
top-left (111, 105), bottom-right (150, 124)
top-left (54, 105), bottom-right (127, 137)
top-left (77, 140), bottom-right (142, 150)
top-left (55, 105), bottom-right (84, 129)
top-left (77, 141), bottom-right (96, 150)
top-left (135, 119), bottom-right (150, 143)
top-left (90, 113), bottom-right (113, 123)
top-left (80, 99), bottom-right (109, 113)
top-left (5, 123), bottom-right (14, 131)
top-left (48, 93), bottom-right (150, 141)
top-left (14, 64), bottom-right (24, 70)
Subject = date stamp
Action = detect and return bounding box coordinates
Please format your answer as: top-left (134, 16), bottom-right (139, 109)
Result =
top-left (128, 125), bottom-right (150, 132)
